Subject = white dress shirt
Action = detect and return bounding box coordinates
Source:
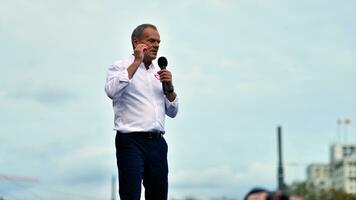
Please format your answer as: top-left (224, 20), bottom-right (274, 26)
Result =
top-left (105, 55), bottom-right (178, 133)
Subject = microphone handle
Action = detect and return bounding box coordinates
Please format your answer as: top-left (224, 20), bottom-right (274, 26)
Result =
top-left (160, 66), bottom-right (168, 95)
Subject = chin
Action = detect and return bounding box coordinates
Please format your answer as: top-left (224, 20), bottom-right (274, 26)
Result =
top-left (150, 55), bottom-right (157, 60)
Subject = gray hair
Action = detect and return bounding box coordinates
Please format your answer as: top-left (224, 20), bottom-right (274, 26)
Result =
top-left (131, 24), bottom-right (157, 49)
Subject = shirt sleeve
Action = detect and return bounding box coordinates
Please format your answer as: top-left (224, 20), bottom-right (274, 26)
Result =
top-left (165, 95), bottom-right (179, 118)
top-left (105, 63), bottom-right (130, 99)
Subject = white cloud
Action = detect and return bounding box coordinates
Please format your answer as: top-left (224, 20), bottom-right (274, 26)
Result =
top-left (168, 162), bottom-right (275, 199)
top-left (171, 162), bottom-right (274, 188)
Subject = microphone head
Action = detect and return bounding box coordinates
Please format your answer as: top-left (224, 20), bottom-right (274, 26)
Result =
top-left (158, 56), bottom-right (168, 69)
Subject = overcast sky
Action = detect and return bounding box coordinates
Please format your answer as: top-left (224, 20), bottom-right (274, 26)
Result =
top-left (1, 0), bottom-right (356, 199)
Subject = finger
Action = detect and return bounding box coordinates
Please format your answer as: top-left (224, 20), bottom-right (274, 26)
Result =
top-left (158, 70), bottom-right (171, 75)
top-left (136, 44), bottom-right (148, 51)
top-left (160, 78), bottom-right (172, 82)
top-left (160, 77), bottom-right (172, 82)
top-left (159, 73), bottom-right (171, 78)
top-left (157, 69), bottom-right (167, 74)
top-left (158, 73), bottom-right (171, 78)
top-left (137, 43), bottom-right (147, 48)
top-left (159, 74), bottom-right (172, 80)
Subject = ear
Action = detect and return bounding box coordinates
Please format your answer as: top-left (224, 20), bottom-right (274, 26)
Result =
top-left (132, 37), bottom-right (139, 48)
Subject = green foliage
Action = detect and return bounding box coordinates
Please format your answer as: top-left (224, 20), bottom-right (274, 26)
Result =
top-left (288, 181), bottom-right (356, 200)
top-left (184, 198), bottom-right (198, 200)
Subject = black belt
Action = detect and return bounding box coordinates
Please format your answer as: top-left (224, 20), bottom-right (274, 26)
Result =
top-left (117, 131), bottom-right (163, 140)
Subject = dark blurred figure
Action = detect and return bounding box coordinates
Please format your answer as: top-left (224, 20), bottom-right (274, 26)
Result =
top-left (244, 188), bottom-right (304, 200)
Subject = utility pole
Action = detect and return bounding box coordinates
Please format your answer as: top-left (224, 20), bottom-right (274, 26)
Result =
top-left (337, 119), bottom-right (342, 142)
top-left (344, 118), bottom-right (352, 143)
top-left (277, 126), bottom-right (286, 191)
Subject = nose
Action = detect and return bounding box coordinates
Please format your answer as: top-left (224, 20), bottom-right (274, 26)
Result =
top-left (153, 41), bottom-right (159, 48)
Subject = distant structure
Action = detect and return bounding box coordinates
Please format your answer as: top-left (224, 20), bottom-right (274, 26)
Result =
top-left (305, 119), bottom-right (356, 194)
top-left (306, 164), bottom-right (331, 190)
top-left (337, 118), bottom-right (352, 142)
top-left (330, 143), bottom-right (356, 194)
top-left (277, 126), bottom-right (286, 191)
top-left (306, 143), bottom-right (356, 194)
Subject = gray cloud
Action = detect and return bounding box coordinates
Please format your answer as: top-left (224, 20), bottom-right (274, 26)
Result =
top-left (7, 87), bottom-right (75, 105)
top-left (62, 168), bottom-right (110, 186)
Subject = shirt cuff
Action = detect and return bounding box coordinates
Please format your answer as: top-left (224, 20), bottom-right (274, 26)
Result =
top-left (165, 95), bottom-right (178, 106)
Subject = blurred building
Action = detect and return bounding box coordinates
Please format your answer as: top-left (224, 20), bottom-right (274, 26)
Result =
top-left (306, 164), bottom-right (331, 190)
top-left (330, 143), bottom-right (356, 164)
top-left (307, 143), bottom-right (356, 194)
top-left (330, 144), bottom-right (356, 194)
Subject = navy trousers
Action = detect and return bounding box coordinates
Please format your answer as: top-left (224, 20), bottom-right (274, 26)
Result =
top-left (115, 131), bottom-right (168, 200)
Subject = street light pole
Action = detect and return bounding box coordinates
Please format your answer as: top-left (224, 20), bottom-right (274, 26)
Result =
top-left (277, 126), bottom-right (286, 191)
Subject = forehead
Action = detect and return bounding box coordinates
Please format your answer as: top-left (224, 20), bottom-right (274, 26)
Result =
top-left (141, 27), bottom-right (160, 39)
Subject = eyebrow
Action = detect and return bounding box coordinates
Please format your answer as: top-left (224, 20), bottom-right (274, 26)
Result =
top-left (148, 38), bottom-right (160, 43)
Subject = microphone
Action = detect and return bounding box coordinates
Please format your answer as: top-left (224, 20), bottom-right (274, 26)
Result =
top-left (158, 56), bottom-right (168, 95)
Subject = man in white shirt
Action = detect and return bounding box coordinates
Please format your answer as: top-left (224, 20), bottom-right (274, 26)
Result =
top-left (105, 24), bottom-right (178, 200)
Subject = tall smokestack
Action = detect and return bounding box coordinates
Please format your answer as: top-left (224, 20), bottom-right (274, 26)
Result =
top-left (277, 126), bottom-right (286, 191)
